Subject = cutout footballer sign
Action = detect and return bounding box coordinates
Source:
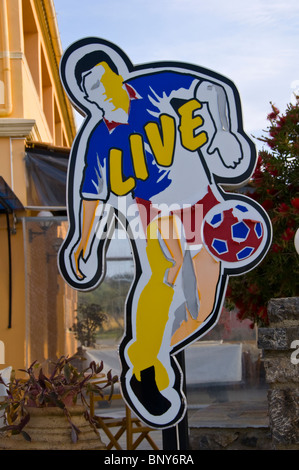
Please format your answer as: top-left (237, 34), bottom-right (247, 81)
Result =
top-left (58, 37), bottom-right (272, 429)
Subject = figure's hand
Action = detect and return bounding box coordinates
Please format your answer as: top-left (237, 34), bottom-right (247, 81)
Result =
top-left (208, 130), bottom-right (243, 168)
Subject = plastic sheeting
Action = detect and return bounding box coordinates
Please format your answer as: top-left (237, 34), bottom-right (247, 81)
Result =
top-left (0, 177), bottom-right (24, 213)
top-left (84, 342), bottom-right (242, 385)
top-left (25, 146), bottom-right (69, 207)
top-left (23, 217), bottom-right (77, 367)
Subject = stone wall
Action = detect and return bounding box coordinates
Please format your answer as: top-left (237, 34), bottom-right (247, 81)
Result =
top-left (258, 297), bottom-right (299, 450)
top-left (188, 425), bottom-right (271, 451)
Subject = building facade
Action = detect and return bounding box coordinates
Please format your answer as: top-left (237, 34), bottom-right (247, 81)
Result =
top-left (0, 0), bottom-right (78, 371)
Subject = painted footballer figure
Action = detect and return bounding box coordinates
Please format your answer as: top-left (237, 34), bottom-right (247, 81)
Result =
top-left (58, 37), bottom-right (272, 428)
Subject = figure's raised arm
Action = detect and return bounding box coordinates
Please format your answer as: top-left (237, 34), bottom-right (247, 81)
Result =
top-left (196, 80), bottom-right (243, 169)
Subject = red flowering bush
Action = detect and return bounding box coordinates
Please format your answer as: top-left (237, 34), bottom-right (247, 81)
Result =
top-left (226, 96), bottom-right (299, 326)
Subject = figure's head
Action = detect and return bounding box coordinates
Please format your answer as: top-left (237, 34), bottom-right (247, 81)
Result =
top-left (75, 51), bottom-right (118, 90)
top-left (75, 51), bottom-right (129, 113)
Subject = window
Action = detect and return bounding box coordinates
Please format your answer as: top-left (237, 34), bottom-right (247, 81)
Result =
top-left (22, 0), bottom-right (40, 97)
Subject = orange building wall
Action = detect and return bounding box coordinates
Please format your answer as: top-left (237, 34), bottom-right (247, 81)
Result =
top-left (0, 0), bottom-right (77, 372)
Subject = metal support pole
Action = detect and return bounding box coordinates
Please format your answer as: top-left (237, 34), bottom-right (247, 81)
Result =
top-left (5, 211), bottom-right (12, 328)
top-left (162, 350), bottom-right (189, 450)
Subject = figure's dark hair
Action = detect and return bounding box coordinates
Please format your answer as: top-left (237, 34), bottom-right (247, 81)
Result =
top-left (75, 51), bottom-right (119, 89)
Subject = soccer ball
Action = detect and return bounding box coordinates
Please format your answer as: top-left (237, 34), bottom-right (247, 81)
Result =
top-left (203, 201), bottom-right (264, 266)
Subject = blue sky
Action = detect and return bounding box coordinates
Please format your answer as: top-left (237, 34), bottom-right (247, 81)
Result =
top-left (54, 0), bottom-right (299, 150)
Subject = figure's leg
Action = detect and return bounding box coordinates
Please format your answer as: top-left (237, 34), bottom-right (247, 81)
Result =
top-left (127, 215), bottom-right (183, 390)
top-left (171, 245), bottom-right (220, 346)
top-left (124, 215), bottom-right (185, 423)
